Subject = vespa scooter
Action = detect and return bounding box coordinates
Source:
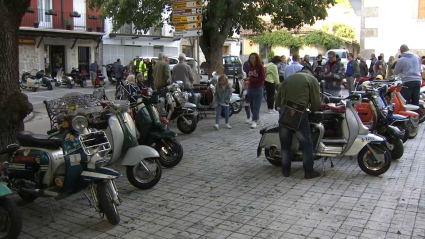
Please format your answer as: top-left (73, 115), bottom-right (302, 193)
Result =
top-left (55, 68), bottom-right (75, 89)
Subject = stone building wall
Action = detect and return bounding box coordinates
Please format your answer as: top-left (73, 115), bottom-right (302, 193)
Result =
top-left (19, 45), bottom-right (39, 74)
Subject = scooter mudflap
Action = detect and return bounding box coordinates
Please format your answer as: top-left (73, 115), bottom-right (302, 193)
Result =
top-left (257, 142), bottom-right (262, 157)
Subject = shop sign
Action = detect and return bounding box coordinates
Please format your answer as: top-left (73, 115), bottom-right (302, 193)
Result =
top-left (19, 37), bottom-right (36, 45)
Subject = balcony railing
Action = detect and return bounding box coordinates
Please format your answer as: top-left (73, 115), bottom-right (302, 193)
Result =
top-left (21, 9), bottom-right (104, 32)
top-left (112, 22), bottom-right (170, 36)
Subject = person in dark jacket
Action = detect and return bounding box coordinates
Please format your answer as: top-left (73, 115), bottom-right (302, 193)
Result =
top-left (114, 58), bottom-right (124, 88)
top-left (359, 58), bottom-right (368, 77)
top-left (319, 51), bottom-right (345, 96)
top-left (243, 60), bottom-right (249, 78)
top-left (345, 53), bottom-right (360, 95)
top-left (369, 54), bottom-right (377, 77)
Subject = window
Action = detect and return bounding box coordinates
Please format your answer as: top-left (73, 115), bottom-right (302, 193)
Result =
top-left (419, 0), bottom-right (425, 18)
top-left (259, 44), bottom-right (272, 61)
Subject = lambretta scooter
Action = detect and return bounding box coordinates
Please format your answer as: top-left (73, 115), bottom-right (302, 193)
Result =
top-left (55, 68), bottom-right (75, 89)
top-left (257, 94), bottom-right (392, 176)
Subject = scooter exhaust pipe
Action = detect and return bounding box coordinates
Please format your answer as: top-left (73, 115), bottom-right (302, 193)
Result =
top-left (21, 188), bottom-right (60, 197)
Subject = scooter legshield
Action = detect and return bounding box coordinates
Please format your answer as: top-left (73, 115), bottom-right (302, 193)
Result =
top-left (121, 145), bottom-right (160, 166)
top-left (0, 183), bottom-right (13, 196)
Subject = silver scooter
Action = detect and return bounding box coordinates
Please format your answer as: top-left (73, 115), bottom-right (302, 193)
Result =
top-left (257, 94), bottom-right (392, 176)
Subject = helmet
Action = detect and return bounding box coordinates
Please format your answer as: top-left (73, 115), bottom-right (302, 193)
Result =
top-left (376, 75), bottom-right (383, 80)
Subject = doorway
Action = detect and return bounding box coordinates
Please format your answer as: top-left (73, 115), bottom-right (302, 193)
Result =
top-left (49, 45), bottom-right (65, 77)
top-left (78, 47), bottom-right (90, 73)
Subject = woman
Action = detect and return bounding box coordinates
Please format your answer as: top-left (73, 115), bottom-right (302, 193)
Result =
top-left (146, 58), bottom-right (154, 88)
top-left (247, 52), bottom-right (266, 129)
top-left (386, 56), bottom-right (395, 79)
top-left (265, 56), bottom-right (281, 113)
top-left (359, 58), bottom-right (368, 78)
top-left (124, 74), bottom-right (141, 103)
top-left (136, 73), bottom-right (146, 90)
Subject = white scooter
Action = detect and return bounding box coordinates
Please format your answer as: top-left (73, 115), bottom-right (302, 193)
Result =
top-left (257, 94), bottom-right (392, 176)
top-left (55, 68), bottom-right (75, 89)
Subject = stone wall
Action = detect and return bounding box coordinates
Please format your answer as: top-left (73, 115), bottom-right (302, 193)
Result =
top-left (19, 45), bottom-right (39, 74)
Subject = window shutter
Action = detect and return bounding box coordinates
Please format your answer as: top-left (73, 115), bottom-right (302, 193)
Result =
top-left (419, 0), bottom-right (425, 18)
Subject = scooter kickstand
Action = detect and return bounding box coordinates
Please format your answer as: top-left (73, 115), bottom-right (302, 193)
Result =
top-left (322, 157), bottom-right (326, 175)
top-left (83, 191), bottom-right (93, 207)
top-left (48, 198), bottom-right (56, 222)
top-left (330, 157), bottom-right (334, 168)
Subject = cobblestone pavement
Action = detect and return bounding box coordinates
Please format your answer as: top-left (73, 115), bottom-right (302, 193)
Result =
top-left (15, 102), bottom-right (425, 239)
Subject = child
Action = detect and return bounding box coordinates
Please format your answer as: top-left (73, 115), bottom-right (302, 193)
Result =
top-left (214, 75), bottom-right (232, 130)
top-left (242, 79), bottom-right (251, 123)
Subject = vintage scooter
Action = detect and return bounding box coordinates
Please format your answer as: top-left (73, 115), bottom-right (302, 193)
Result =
top-left (4, 107), bottom-right (122, 225)
top-left (70, 67), bottom-right (88, 88)
top-left (257, 93), bottom-right (392, 176)
top-left (0, 145), bottom-right (22, 239)
top-left (20, 70), bottom-right (39, 92)
top-left (55, 68), bottom-right (75, 89)
top-left (35, 70), bottom-right (54, 90)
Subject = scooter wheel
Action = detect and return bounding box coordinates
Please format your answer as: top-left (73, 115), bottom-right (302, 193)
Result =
top-left (0, 197), bottom-right (22, 239)
top-left (221, 103), bottom-right (234, 118)
top-left (177, 115), bottom-right (197, 134)
top-left (358, 144), bottom-right (391, 176)
top-left (389, 138), bottom-right (404, 160)
top-left (232, 101), bottom-right (243, 114)
top-left (265, 148), bottom-right (281, 166)
top-left (155, 139), bottom-right (183, 168)
top-left (393, 123), bottom-right (409, 143)
top-left (32, 87), bottom-right (38, 92)
top-left (96, 181), bottom-right (120, 225)
top-left (126, 158), bottom-right (162, 189)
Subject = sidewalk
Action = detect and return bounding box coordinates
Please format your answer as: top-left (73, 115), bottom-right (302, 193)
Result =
top-left (16, 104), bottom-right (425, 239)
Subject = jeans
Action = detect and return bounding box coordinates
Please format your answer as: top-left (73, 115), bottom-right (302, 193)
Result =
top-left (401, 81), bottom-right (421, 106)
top-left (264, 81), bottom-right (276, 110)
top-left (279, 113), bottom-right (315, 174)
top-left (90, 71), bottom-right (97, 85)
top-left (216, 104), bottom-right (229, 124)
top-left (185, 89), bottom-right (195, 103)
top-left (116, 77), bottom-right (123, 89)
top-left (248, 87), bottom-right (263, 122)
top-left (244, 106), bottom-right (250, 119)
top-left (346, 76), bottom-right (354, 95)
top-left (279, 75), bottom-right (284, 83)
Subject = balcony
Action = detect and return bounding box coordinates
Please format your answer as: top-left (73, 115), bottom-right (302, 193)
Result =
top-left (111, 22), bottom-right (171, 37)
top-left (20, 9), bottom-right (104, 32)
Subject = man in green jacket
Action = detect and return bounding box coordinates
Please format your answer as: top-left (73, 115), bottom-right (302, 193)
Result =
top-left (276, 66), bottom-right (321, 179)
top-left (153, 52), bottom-right (171, 89)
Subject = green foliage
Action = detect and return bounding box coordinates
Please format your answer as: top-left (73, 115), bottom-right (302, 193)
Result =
top-left (267, 51), bottom-right (275, 61)
top-left (303, 30), bottom-right (344, 49)
top-left (322, 23), bottom-right (329, 32)
top-left (335, 0), bottom-right (352, 9)
top-left (332, 22), bottom-right (355, 40)
top-left (252, 30), bottom-right (301, 48)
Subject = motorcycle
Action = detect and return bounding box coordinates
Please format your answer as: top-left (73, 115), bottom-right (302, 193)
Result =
top-left (257, 94), bottom-right (392, 176)
top-left (55, 68), bottom-right (75, 88)
top-left (70, 67), bottom-right (88, 88)
top-left (104, 63), bottom-right (116, 85)
top-left (0, 145), bottom-right (22, 239)
top-left (93, 69), bottom-right (106, 88)
top-left (20, 70), bottom-right (40, 92)
top-left (5, 107), bottom-right (122, 225)
top-left (156, 81), bottom-right (199, 134)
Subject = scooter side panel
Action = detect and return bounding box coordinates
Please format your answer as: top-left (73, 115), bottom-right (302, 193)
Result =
top-left (11, 148), bottom-right (51, 187)
top-left (121, 145), bottom-right (160, 166)
top-left (0, 183), bottom-right (12, 196)
top-left (344, 134), bottom-right (386, 156)
top-left (107, 116), bottom-right (125, 163)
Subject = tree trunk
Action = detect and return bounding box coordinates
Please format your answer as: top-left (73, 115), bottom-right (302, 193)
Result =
top-left (0, 0), bottom-right (33, 150)
top-left (200, 29), bottom-right (225, 78)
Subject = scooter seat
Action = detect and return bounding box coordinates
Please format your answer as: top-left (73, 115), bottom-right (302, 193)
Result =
top-left (325, 96), bottom-right (345, 104)
top-left (329, 104), bottom-right (346, 113)
top-left (319, 103), bottom-right (328, 111)
top-left (17, 131), bottom-right (62, 149)
top-left (405, 104), bottom-right (419, 111)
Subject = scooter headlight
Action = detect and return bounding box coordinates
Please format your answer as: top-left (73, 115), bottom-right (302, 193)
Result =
top-left (72, 116), bottom-right (88, 133)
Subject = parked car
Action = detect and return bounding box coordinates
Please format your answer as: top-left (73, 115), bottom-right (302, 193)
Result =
top-left (309, 56), bottom-right (328, 66)
top-left (168, 56), bottom-right (198, 75)
top-left (199, 55), bottom-right (243, 77)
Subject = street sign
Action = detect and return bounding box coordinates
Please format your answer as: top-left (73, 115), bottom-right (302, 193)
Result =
top-left (172, 1), bottom-right (201, 9)
top-left (174, 22), bottom-right (202, 31)
top-left (172, 15), bottom-right (202, 23)
top-left (173, 8), bottom-right (202, 16)
top-left (174, 30), bottom-right (203, 37)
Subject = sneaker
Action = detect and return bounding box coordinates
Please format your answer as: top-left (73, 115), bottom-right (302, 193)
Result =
top-left (305, 171), bottom-right (321, 179)
top-left (272, 109), bottom-right (278, 113)
top-left (251, 122), bottom-right (257, 129)
top-left (268, 109), bottom-right (274, 114)
top-left (213, 124), bottom-right (219, 130)
top-left (225, 124), bottom-right (232, 129)
top-left (245, 119), bottom-right (251, 124)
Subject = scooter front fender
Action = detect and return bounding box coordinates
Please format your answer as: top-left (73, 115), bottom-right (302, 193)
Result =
top-left (0, 183), bottom-right (13, 196)
top-left (387, 125), bottom-right (402, 140)
top-left (121, 145), bottom-right (159, 166)
top-left (80, 170), bottom-right (120, 180)
top-left (183, 102), bottom-right (197, 108)
top-left (344, 133), bottom-right (386, 156)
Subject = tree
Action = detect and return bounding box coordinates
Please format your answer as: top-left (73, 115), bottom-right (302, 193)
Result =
top-left (88, 0), bottom-right (335, 75)
top-left (0, 0), bottom-right (33, 149)
top-left (303, 30), bottom-right (344, 49)
top-left (251, 30), bottom-right (303, 49)
top-left (332, 22), bottom-right (355, 40)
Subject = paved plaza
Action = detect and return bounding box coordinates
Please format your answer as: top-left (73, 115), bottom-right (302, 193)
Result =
top-left (15, 98), bottom-right (425, 239)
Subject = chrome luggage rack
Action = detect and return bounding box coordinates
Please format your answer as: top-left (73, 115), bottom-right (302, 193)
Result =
top-left (78, 130), bottom-right (111, 156)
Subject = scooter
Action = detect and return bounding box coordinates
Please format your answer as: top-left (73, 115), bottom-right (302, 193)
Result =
top-left (0, 145), bottom-right (22, 239)
top-left (93, 69), bottom-right (106, 87)
top-left (104, 64), bottom-right (116, 85)
top-left (35, 70), bottom-right (54, 90)
top-left (20, 70), bottom-right (39, 92)
top-left (156, 81), bottom-right (199, 134)
top-left (55, 68), bottom-right (75, 88)
top-left (257, 94), bottom-right (392, 176)
top-left (5, 111), bottom-right (122, 225)
top-left (70, 67), bottom-right (88, 88)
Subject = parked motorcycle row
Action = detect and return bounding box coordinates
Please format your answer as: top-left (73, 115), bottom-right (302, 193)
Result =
top-left (258, 76), bottom-right (424, 177)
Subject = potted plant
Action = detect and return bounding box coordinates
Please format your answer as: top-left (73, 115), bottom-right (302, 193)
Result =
top-left (70, 11), bottom-right (81, 18)
top-left (65, 19), bottom-right (72, 30)
top-left (88, 15), bottom-right (98, 19)
top-left (26, 6), bottom-right (35, 13)
top-left (96, 25), bottom-right (102, 32)
top-left (33, 21), bottom-right (39, 28)
top-left (45, 9), bottom-right (57, 16)
top-left (88, 26), bottom-right (93, 32)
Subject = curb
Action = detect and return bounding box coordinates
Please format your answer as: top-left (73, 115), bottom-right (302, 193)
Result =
top-left (23, 112), bottom-right (35, 123)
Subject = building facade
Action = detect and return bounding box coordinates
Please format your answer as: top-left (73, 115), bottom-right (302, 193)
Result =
top-left (19, 0), bottom-right (104, 76)
top-left (350, 0), bottom-right (425, 58)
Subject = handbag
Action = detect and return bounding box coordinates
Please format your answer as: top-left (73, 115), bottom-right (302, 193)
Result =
top-left (278, 85), bottom-right (306, 130)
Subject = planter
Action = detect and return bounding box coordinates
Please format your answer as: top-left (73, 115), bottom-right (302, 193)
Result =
top-left (26, 7), bottom-right (35, 13)
top-left (96, 27), bottom-right (102, 32)
top-left (66, 26), bottom-right (72, 30)
top-left (34, 22), bottom-right (39, 28)
top-left (88, 15), bottom-right (98, 19)
top-left (45, 11), bottom-right (57, 16)
top-left (88, 28), bottom-right (93, 32)
top-left (70, 13), bottom-right (81, 18)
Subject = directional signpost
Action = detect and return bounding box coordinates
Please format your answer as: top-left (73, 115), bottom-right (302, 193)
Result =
top-left (172, 0), bottom-right (203, 38)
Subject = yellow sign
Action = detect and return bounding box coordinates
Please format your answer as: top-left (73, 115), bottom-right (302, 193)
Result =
top-left (175, 22), bottom-right (202, 31)
top-left (172, 15), bottom-right (202, 24)
top-left (172, 1), bottom-right (201, 9)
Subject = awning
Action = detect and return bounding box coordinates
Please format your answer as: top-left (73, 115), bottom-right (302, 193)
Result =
top-left (349, 0), bottom-right (362, 16)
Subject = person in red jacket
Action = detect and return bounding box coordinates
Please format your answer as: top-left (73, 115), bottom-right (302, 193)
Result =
top-left (247, 52), bottom-right (266, 129)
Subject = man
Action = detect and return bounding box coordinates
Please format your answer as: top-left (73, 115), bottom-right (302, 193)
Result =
top-left (172, 53), bottom-right (195, 103)
top-left (275, 66), bottom-right (322, 179)
top-left (357, 54), bottom-right (362, 61)
top-left (369, 54), bottom-right (377, 77)
top-left (303, 55), bottom-right (312, 69)
top-left (312, 54), bottom-right (324, 79)
top-left (89, 61), bottom-right (99, 86)
top-left (380, 53), bottom-right (387, 73)
top-left (243, 60), bottom-right (249, 78)
top-left (394, 44), bottom-right (422, 106)
top-left (113, 58), bottom-right (124, 87)
top-left (345, 53), bottom-right (360, 95)
top-left (277, 55), bottom-right (287, 82)
top-left (374, 56), bottom-right (385, 77)
top-left (134, 56), bottom-right (147, 78)
top-left (153, 52), bottom-right (171, 89)
top-left (284, 54), bottom-right (303, 79)
top-left (320, 51), bottom-right (345, 96)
